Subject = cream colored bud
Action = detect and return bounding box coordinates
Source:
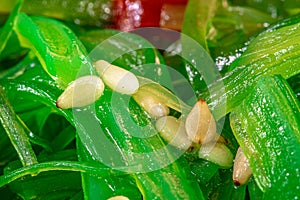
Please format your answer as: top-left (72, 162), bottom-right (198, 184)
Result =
top-left (107, 196), bottom-right (129, 200)
top-left (56, 75), bottom-right (104, 109)
top-left (134, 92), bottom-right (169, 119)
top-left (94, 60), bottom-right (111, 75)
top-left (233, 147), bottom-right (252, 186)
top-left (198, 143), bottom-right (233, 168)
top-left (156, 116), bottom-right (192, 150)
top-left (185, 100), bottom-right (218, 144)
top-left (94, 60), bottom-right (139, 95)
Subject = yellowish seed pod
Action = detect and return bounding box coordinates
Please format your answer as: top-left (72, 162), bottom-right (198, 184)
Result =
top-left (198, 143), bottom-right (233, 168)
top-left (107, 196), bottom-right (129, 200)
top-left (133, 90), bottom-right (169, 119)
top-left (185, 100), bottom-right (218, 144)
top-left (233, 147), bottom-right (252, 186)
top-left (94, 60), bottom-right (139, 95)
top-left (56, 75), bottom-right (104, 109)
top-left (156, 116), bottom-right (192, 150)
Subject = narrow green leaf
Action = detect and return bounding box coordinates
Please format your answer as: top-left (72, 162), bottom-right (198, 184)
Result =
top-left (0, 0), bottom-right (23, 53)
top-left (230, 75), bottom-right (300, 199)
top-left (0, 161), bottom-right (126, 188)
top-left (182, 0), bottom-right (217, 51)
top-left (14, 13), bottom-right (94, 88)
top-left (202, 15), bottom-right (300, 120)
top-left (0, 86), bottom-right (37, 167)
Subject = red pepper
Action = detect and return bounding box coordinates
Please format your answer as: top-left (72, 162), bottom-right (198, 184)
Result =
top-left (113, 0), bottom-right (163, 31)
top-left (113, 0), bottom-right (187, 31)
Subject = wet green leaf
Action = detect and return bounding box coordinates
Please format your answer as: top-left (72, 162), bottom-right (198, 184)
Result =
top-left (230, 75), bottom-right (300, 199)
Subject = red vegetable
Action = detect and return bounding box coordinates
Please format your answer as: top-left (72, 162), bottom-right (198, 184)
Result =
top-left (113, 0), bottom-right (187, 31)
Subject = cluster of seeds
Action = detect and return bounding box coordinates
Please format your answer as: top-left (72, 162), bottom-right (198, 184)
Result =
top-left (56, 60), bottom-right (139, 109)
top-left (151, 98), bottom-right (234, 168)
top-left (56, 60), bottom-right (252, 186)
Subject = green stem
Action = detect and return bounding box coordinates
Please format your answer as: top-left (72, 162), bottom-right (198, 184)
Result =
top-left (0, 161), bottom-right (127, 188)
top-left (0, 86), bottom-right (37, 166)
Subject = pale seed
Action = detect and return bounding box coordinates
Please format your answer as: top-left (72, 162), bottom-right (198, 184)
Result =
top-left (198, 143), bottom-right (233, 168)
top-left (156, 116), bottom-right (192, 150)
top-left (94, 60), bottom-right (139, 95)
top-left (56, 75), bottom-right (104, 109)
top-left (233, 147), bottom-right (252, 186)
top-left (133, 91), bottom-right (169, 119)
top-left (107, 196), bottom-right (129, 200)
top-left (185, 100), bottom-right (218, 144)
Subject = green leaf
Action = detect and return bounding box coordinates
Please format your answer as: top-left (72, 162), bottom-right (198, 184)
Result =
top-left (201, 15), bottom-right (300, 120)
top-left (207, 169), bottom-right (246, 200)
top-left (208, 5), bottom-right (275, 69)
top-left (0, 36), bottom-right (204, 199)
top-left (8, 165), bottom-right (82, 200)
top-left (230, 75), bottom-right (300, 199)
top-left (197, 168), bottom-right (246, 200)
top-left (0, 0), bottom-right (112, 27)
top-left (182, 0), bottom-right (217, 51)
top-left (135, 156), bottom-right (204, 200)
top-left (0, 0), bottom-right (23, 53)
top-left (14, 13), bottom-right (94, 88)
top-left (77, 138), bottom-right (141, 200)
top-left (247, 179), bottom-right (264, 200)
top-left (0, 124), bottom-right (18, 166)
top-left (1, 150), bottom-right (127, 199)
top-left (186, 155), bottom-right (219, 185)
top-left (79, 29), bottom-right (169, 83)
top-left (288, 73), bottom-right (300, 101)
top-left (73, 89), bottom-right (204, 199)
